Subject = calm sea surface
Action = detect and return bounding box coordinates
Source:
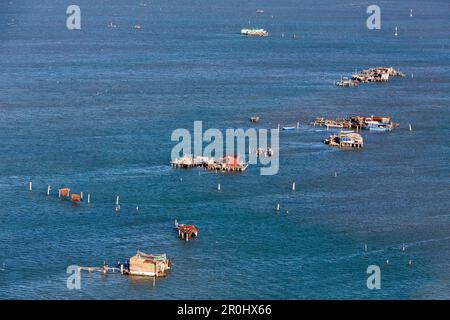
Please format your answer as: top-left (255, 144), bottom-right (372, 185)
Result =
top-left (0, 0), bottom-right (449, 299)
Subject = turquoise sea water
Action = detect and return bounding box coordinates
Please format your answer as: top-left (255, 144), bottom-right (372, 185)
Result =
top-left (0, 0), bottom-right (449, 299)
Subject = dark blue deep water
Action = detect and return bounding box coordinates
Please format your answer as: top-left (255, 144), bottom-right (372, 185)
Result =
top-left (0, 0), bottom-right (449, 299)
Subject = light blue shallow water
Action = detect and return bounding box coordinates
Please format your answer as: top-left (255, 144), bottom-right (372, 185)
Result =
top-left (0, 0), bottom-right (449, 299)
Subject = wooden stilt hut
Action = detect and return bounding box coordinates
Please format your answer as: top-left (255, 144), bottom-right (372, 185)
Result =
top-left (127, 251), bottom-right (171, 277)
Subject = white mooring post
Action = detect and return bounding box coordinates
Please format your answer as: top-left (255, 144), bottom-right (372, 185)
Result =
top-left (217, 183), bottom-right (221, 191)
top-left (47, 185), bottom-right (51, 196)
top-left (87, 193), bottom-right (91, 204)
top-left (80, 192), bottom-right (83, 200)
top-left (28, 181), bottom-right (32, 191)
top-left (292, 182), bottom-right (296, 191)
top-left (115, 195), bottom-right (120, 212)
top-left (276, 203), bottom-right (280, 212)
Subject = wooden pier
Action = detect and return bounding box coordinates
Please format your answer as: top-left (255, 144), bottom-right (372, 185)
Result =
top-left (324, 131), bottom-right (364, 149)
top-left (313, 115), bottom-right (398, 132)
top-left (79, 251), bottom-right (171, 278)
top-left (312, 117), bottom-right (352, 129)
top-left (206, 162), bottom-right (248, 172)
top-left (171, 155), bottom-right (248, 172)
top-left (351, 66), bottom-right (405, 83)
